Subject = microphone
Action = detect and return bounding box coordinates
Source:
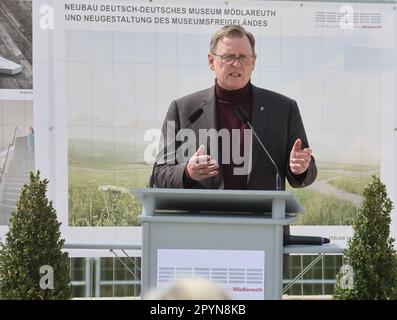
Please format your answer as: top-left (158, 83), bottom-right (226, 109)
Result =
top-left (186, 108), bottom-right (203, 126)
top-left (234, 105), bottom-right (282, 191)
top-left (284, 234), bottom-right (330, 245)
top-left (148, 108), bottom-right (204, 187)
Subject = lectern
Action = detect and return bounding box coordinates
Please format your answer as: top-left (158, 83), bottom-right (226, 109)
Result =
top-left (132, 188), bottom-right (303, 300)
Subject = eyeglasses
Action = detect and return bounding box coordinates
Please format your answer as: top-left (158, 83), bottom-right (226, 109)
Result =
top-left (211, 53), bottom-right (256, 65)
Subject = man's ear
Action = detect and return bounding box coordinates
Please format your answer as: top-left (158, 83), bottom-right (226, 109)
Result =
top-left (208, 53), bottom-right (215, 70)
top-left (251, 55), bottom-right (257, 71)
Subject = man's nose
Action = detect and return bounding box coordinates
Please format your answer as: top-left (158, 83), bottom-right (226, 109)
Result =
top-left (232, 57), bottom-right (242, 66)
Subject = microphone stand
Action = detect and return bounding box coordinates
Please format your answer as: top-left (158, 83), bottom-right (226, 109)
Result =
top-left (234, 106), bottom-right (282, 191)
top-left (245, 121), bottom-right (282, 191)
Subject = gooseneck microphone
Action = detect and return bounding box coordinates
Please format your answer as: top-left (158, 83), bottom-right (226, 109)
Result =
top-left (148, 108), bottom-right (204, 188)
top-left (234, 105), bottom-right (282, 191)
top-left (186, 108), bottom-right (204, 125)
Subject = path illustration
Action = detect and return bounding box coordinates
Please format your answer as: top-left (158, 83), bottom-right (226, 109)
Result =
top-left (307, 169), bottom-right (378, 207)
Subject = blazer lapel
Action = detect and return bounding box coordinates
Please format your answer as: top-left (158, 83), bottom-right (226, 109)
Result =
top-left (248, 85), bottom-right (270, 184)
top-left (201, 86), bottom-right (217, 132)
top-left (195, 86), bottom-right (224, 189)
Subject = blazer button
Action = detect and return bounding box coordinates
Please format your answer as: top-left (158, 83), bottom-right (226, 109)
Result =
top-left (260, 106), bottom-right (265, 111)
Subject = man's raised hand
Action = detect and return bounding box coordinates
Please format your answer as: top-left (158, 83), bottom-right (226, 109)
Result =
top-left (187, 145), bottom-right (219, 181)
top-left (289, 138), bottom-right (312, 175)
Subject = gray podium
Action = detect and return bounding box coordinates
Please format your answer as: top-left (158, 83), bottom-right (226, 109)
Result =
top-left (133, 188), bottom-right (303, 300)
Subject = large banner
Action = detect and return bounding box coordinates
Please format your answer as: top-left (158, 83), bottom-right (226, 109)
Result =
top-left (29, 0), bottom-right (396, 246)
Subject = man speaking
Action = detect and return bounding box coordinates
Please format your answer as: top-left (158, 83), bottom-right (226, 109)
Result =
top-left (151, 25), bottom-right (317, 191)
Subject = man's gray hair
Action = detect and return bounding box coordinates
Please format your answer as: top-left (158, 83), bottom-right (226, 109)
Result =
top-left (210, 25), bottom-right (256, 54)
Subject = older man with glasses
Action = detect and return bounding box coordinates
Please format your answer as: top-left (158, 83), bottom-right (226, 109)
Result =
top-left (152, 24), bottom-right (317, 193)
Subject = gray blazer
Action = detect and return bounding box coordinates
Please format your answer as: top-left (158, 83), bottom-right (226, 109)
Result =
top-left (153, 84), bottom-right (317, 190)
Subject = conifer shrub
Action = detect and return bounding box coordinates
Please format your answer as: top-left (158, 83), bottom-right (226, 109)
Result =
top-left (0, 171), bottom-right (71, 299)
top-left (334, 176), bottom-right (397, 300)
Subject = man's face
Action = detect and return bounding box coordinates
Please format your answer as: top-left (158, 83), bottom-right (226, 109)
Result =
top-left (208, 35), bottom-right (256, 91)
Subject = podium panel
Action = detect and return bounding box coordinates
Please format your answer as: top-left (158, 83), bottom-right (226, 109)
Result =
top-left (133, 188), bottom-right (302, 300)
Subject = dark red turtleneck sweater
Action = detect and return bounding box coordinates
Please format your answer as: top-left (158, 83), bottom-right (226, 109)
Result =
top-left (216, 80), bottom-right (252, 190)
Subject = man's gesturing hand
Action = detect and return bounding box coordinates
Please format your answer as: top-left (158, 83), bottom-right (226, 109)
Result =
top-left (289, 138), bottom-right (312, 175)
top-left (187, 145), bottom-right (219, 181)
